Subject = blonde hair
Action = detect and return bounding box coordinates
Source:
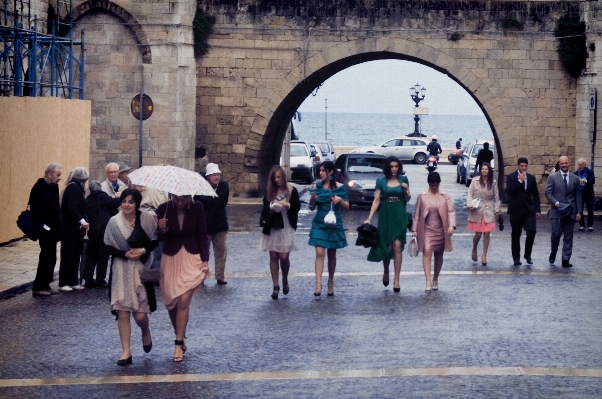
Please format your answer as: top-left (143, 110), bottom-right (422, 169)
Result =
top-left (266, 165), bottom-right (291, 202)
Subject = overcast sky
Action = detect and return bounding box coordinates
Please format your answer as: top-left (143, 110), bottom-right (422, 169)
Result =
top-left (299, 59), bottom-right (484, 116)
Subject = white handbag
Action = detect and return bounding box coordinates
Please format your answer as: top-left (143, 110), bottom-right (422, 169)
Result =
top-left (471, 197), bottom-right (481, 209)
top-left (407, 237), bottom-right (419, 257)
top-left (324, 202), bottom-right (337, 226)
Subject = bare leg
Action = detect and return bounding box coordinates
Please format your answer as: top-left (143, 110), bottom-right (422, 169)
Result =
top-left (170, 289), bottom-right (195, 361)
top-left (117, 311), bottom-right (132, 360)
top-left (482, 232), bottom-right (490, 264)
top-left (422, 249), bottom-right (433, 290)
top-left (279, 253), bottom-right (290, 293)
top-left (132, 312), bottom-right (151, 348)
top-left (314, 247), bottom-right (325, 294)
top-left (472, 232), bottom-right (482, 261)
top-left (327, 248), bottom-right (337, 295)
top-left (393, 239), bottom-right (403, 290)
top-left (269, 251), bottom-right (279, 287)
top-left (432, 251), bottom-right (444, 285)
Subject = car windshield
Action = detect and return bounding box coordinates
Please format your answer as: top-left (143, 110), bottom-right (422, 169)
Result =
top-left (347, 157), bottom-right (385, 173)
top-left (290, 144), bottom-right (308, 157)
top-left (315, 143), bottom-right (329, 154)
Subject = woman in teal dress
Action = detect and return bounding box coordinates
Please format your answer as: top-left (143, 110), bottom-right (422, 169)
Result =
top-left (308, 161), bottom-right (349, 297)
top-left (364, 156), bottom-right (411, 292)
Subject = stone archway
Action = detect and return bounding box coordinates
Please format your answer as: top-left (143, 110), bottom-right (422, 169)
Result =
top-left (247, 38), bottom-right (506, 192)
top-left (72, 0), bottom-right (152, 64)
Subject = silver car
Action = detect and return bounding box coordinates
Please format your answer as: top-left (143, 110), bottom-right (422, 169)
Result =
top-left (350, 137), bottom-right (429, 164)
top-left (313, 141), bottom-right (337, 162)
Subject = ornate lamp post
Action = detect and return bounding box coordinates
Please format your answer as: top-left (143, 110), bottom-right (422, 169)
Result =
top-left (409, 83), bottom-right (426, 136)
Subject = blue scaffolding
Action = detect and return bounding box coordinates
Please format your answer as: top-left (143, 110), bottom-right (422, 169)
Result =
top-left (0, 0), bottom-right (85, 99)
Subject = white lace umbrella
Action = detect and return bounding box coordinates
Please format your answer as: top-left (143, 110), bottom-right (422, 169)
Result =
top-left (128, 165), bottom-right (217, 197)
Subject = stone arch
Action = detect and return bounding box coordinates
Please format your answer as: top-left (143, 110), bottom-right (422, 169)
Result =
top-left (246, 38), bottom-right (507, 192)
top-left (72, 0), bottom-right (152, 64)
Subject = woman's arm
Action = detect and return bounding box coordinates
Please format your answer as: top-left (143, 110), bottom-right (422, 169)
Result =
top-left (412, 194), bottom-right (423, 235)
top-left (445, 193), bottom-right (457, 234)
top-left (467, 178), bottom-right (476, 209)
top-left (288, 187), bottom-right (301, 215)
top-left (104, 244), bottom-right (127, 259)
top-left (493, 182), bottom-right (501, 213)
top-left (365, 189), bottom-right (381, 224)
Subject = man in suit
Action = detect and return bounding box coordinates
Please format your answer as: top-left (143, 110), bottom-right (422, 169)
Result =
top-left (505, 157), bottom-right (541, 266)
top-left (101, 162), bottom-right (126, 198)
top-left (545, 156), bottom-right (582, 267)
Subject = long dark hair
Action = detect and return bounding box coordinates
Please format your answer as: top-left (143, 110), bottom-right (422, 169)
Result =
top-left (479, 162), bottom-right (494, 190)
top-left (320, 161), bottom-right (339, 190)
top-left (383, 156), bottom-right (402, 179)
top-left (121, 188), bottom-right (142, 210)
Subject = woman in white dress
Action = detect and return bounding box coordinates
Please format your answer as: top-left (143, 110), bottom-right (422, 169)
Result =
top-left (259, 166), bottom-right (301, 299)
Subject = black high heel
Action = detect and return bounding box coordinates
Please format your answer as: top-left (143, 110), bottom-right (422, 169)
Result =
top-left (143, 331), bottom-right (152, 353)
top-left (174, 340), bottom-right (184, 362)
top-left (271, 285), bottom-right (279, 300)
top-left (282, 280), bottom-right (289, 295)
top-left (117, 356), bottom-right (132, 366)
top-left (382, 279), bottom-right (389, 287)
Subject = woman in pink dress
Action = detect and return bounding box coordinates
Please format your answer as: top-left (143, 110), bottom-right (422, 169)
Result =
top-left (467, 162), bottom-right (500, 266)
top-left (157, 195), bottom-right (210, 362)
top-left (412, 172), bottom-right (456, 292)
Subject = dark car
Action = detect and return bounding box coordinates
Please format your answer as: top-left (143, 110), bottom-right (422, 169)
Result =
top-left (448, 148), bottom-right (464, 165)
top-left (334, 153), bottom-right (387, 206)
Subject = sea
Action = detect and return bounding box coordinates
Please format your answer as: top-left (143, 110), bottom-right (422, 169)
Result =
top-left (294, 112), bottom-right (492, 149)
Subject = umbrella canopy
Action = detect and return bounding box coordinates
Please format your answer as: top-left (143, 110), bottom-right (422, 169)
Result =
top-left (128, 165), bottom-right (217, 197)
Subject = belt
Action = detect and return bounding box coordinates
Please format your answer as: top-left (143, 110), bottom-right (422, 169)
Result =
top-left (385, 197), bottom-right (401, 203)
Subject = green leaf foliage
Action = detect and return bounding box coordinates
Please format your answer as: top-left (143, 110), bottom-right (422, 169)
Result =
top-left (193, 8), bottom-right (216, 58)
top-left (555, 16), bottom-right (587, 78)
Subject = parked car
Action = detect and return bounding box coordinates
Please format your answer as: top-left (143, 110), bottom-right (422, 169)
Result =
top-left (285, 141), bottom-right (317, 183)
top-left (309, 143), bottom-right (322, 175)
top-left (457, 138), bottom-right (495, 187)
top-left (447, 148), bottom-right (464, 165)
top-left (350, 137), bottom-right (429, 164)
top-left (334, 153), bottom-right (387, 206)
top-left (313, 141), bottom-right (337, 162)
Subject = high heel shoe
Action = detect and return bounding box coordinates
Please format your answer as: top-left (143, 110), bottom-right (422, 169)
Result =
top-left (174, 340), bottom-right (184, 362)
top-left (383, 279), bottom-right (389, 287)
top-left (327, 281), bottom-right (334, 296)
top-left (432, 280), bottom-right (438, 291)
top-left (271, 285), bottom-right (279, 300)
top-left (143, 334), bottom-right (152, 353)
top-left (472, 249), bottom-right (478, 262)
top-left (282, 281), bottom-right (289, 295)
top-left (314, 282), bottom-right (322, 296)
top-left (425, 283), bottom-right (432, 293)
top-left (481, 255), bottom-right (487, 266)
top-left (117, 355), bottom-right (132, 366)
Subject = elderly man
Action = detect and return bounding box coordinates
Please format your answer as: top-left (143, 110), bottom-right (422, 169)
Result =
top-left (101, 162), bottom-right (127, 197)
top-left (574, 158), bottom-right (596, 232)
top-left (194, 163), bottom-right (229, 285)
top-left (30, 162), bottom-right (63, 296)
top-left (117, 162), bottom-right (132, 188)
top-left (545, 156), bottom-right (582, 267)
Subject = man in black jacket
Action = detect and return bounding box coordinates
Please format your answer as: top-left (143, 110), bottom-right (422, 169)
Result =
top-left (475, 142), bottom-right (494, 175)
top-left (505, 158), bottom-right (541, 266)
top-left (194, 163), bottom-right (229, 285)
top-left (30, 162), bottom-right (63, 296)
top-left (84, 181), bottom-right (121, 288)
top-left (426, 135), bottom-right (442, 161)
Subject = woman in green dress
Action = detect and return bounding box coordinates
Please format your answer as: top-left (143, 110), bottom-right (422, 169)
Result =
top-left (308, 161), bottom-right (349, 297)
top-left (364, 156), bottom-right (411, 292)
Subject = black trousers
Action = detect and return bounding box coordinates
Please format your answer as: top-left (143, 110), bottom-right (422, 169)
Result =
top-left (579, 194), bottom-right (595, 228)
top-left (84, 231), bottom-right (109, 284)
top-left (59, 235), bottom-right (83, 287)
top-left (32, 233), bottom-right (58, 291)
top-left (510, 214), bottom-right (536, 260)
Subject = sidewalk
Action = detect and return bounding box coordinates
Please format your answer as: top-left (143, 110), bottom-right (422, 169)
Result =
top-left (0, 238), bottom-right (50, 300)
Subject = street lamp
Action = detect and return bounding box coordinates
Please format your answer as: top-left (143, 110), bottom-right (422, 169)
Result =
top-left (409, 83), bottom-right (426, 136)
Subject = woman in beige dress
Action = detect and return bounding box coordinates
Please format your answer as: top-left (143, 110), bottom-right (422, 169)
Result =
top-left (411, 172), bottom-right (456, 292)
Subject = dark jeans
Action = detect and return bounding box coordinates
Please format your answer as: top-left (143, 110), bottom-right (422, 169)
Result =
top-left (84, 231), bottom-right (109, 284)
top-left (59, 235), bottom-right (83, 287)
top-left (550, 217), bottom-right (575, 262)
top-left (579, 194), bottom-right (595, 228)
top-left (510, 214), bottom-right (537, 260)
top-left (32, 233), bottom-right (58, 291)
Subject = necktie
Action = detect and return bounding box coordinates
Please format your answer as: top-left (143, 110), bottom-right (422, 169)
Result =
top-left (563, 174), bottom-right (568, 187)
top-left (112, 182), bottom-right (119, 192)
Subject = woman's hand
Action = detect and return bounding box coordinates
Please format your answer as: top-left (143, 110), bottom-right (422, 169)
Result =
top-left (332, 195), bottom-right (343, 204)
top-left (126, 248), bottom-right (145, 260)
top-left (467, 205), bottom-right (473, 210)
top-left (447, 226), bottom-right (455, 235)
top-left (157, 217), bottom-right (169, 232)
top-left (364, 218), bottom-right (371, 224)
top-left (412, 231), bottom-right (417, 237)
top-left (277, 200), bottom-right (290, 208)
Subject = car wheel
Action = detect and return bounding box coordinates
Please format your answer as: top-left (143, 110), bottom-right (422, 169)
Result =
top-left (414, 153), bottom-right (427, 164)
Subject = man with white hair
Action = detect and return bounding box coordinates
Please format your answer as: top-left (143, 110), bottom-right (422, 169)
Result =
top-left (574, 157), bottom-right (596, 231)
top-left (30, 162), bottom-right (63, 296)
top-left (101, 162), bottom-right (126, 197)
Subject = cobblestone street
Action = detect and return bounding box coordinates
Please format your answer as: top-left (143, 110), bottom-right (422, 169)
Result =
top-left (1, 165), bottom-right (601, 398)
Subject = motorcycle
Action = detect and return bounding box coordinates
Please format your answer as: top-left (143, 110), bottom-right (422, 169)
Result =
top-left (426, 155), bottom-right (438, 172)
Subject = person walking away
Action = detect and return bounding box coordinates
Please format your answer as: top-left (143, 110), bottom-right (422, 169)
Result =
top-left (30, 162), bottom-right (63, 296)
top-left (545, 156), bottom-right (582, 267)
top-left (157, 195), bottom-right (211, 362)
top-left (505, 157), bottom-right (541, 266)
top-left (104, 188), bottom-right (158, 366)
top-left (574, 157), bottom-right (595, 231)
top-left (456, 138), bottom-right (462, 149)
top-left (102, 162), bottom-right (127, 198)
top-left (195, 163), bottom-right (229, 285)
top-left (259, 166), bottom-right (301, 299)
top-left (467, 163), bottom-right (500, 266)
top-left (426, 135), bottom-right (442, 161)
top-left (58, 167), bottom-right (90, 291)
top-left (364, 156), bottom-right (411, 292)
top-left (475, 142), bottom-right (494, 176)
top-left (84, 181), bottom-right (121, 288)
top-left (411, 172), bottom-right (456, 292)
top-left (308, 161), bottom-right (349, 296)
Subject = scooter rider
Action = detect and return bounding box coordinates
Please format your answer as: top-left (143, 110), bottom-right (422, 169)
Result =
top-left (426, 135), bottom-right (442, 162)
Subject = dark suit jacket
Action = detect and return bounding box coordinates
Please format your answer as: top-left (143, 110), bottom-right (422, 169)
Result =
top-left (194, 180), bottom-right (229, 234)
top-left (86, 190), bottom-right (121, 235)
top-left (61, 182), bottom-right (87, 238)
top-left (545, 171), bottom-right (583, 219)
top-left (260, 187), bottom-right (301, 235)
top-left (157, 200), bottom-right (209, 260)
top-left (29, 178), bottom-right (62, 239)
top-left (505, 171), bottom-right (541, 217)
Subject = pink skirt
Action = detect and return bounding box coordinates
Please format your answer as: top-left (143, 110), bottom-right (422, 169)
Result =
top-left (160, 247), bottom-right (210, 311)
top-left (467, 216), bottom-right (496, 233)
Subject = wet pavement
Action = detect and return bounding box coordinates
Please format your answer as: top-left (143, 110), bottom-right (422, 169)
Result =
top-left (1, 164), bottom-right (601, 397)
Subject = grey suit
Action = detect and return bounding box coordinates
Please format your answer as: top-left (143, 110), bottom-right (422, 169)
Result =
top-left (545, 171), bottom-right (583, 263)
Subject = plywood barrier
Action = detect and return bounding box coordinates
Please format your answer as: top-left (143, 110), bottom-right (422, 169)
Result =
top-left (0, 97), bottom-right (91, 243)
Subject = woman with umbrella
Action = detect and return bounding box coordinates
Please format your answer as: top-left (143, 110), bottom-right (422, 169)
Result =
top-left (157, 194), bottom-right (210, 362)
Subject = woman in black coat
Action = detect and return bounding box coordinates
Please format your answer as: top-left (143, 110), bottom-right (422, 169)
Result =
top-left (58, 167), bottom-right (90, 291)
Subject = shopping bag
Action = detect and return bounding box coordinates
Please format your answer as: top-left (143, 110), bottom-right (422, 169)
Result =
top-left (407, 237), bottom-right (419, 257)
